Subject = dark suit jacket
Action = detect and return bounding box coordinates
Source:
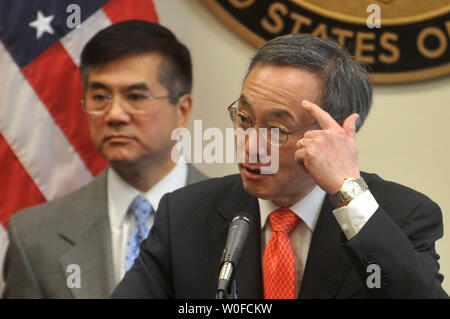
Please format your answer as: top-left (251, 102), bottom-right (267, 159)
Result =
top-left (3, 164), bottom-right (207, 299)
top-left (111, 172), bottom-right (448, 299)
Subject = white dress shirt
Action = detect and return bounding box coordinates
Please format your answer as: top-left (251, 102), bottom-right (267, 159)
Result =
top-left (107, 158), bottom-right (188, 284)
top-left (259, 186), bottom-right (379, 297)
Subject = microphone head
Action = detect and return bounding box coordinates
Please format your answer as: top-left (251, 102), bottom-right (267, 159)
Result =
top-left (221, 213), bottom-right (251, 266)
top-left (231, 214), bottom-right (250, 225)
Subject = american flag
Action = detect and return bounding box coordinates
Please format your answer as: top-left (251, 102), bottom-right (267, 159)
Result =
top-left (0, 0), bottom-right (159, 293)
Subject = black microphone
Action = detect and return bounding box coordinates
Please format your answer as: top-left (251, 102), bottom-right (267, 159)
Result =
top-left (216, 214), bottom-right (251, 299)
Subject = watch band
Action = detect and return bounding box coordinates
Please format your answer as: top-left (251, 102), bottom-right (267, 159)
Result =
top-left (330, 177), bottom-right (368, 207)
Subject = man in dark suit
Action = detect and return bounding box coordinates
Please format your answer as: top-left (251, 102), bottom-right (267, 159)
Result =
top-left (111, 34), bottom-right (447, 299)
top-left (3, 20), bottom-right (207, 298)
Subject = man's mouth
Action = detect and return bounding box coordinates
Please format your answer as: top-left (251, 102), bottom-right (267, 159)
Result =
top-left (104, 134), bottom-right (134, 143)
top-left (244, 166), bottom-right (261, 175)
top-left (241, 164), bottom-right (270, 180)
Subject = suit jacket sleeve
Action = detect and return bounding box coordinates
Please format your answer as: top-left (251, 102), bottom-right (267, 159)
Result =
top-left (110, 192), bottom-right (173, 298)
top-left (344, 196), bottom-right (448, 298)
top-left (3, 215), bottom-right (43, 299)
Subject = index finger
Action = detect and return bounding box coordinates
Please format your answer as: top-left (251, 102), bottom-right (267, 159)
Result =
top-left (302, 100), bottom-right (339, 130)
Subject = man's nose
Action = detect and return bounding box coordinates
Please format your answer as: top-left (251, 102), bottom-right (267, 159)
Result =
top-left (104, 97), bottom-right (130, 125)
top-left (244, 128), bottom-right (261, 164)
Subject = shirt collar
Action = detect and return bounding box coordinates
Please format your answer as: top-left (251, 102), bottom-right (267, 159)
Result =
top-left (258, 185), bottom-right (326, 232)
top-left (146, 156), bottom-right (188, 212)
top-left (107, 157), bottom-right (188, 227)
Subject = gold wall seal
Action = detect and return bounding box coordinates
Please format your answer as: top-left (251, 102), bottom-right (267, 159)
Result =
top-left (202, 0), bottom-right (450, 84)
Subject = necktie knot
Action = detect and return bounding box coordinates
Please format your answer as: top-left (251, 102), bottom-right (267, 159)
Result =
top-left (269, 208), bottom-right (299, 234)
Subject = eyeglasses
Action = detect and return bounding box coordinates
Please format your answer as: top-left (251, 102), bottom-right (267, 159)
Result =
top-left (81, 92), bottom-right (171, 116)
top-left (227, 99), bottom-right (319, 146)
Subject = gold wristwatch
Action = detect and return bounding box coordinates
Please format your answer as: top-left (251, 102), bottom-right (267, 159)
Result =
top-left (330, 177), bottom-right (368, 208)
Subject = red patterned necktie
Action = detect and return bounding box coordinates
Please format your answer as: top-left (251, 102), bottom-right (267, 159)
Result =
top-left (263, 208), bottom-right (300, 299)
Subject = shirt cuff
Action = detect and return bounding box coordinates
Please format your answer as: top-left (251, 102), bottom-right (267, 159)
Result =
top-left (332, 190), bottom-right (379, 240)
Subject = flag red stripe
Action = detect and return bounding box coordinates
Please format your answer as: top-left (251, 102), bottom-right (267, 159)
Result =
top-left (102, 0), bottom-right (159, 24)
top-left (21, 42), bottom-right (108, 177)
top-left (0, 133), bottom-right (46, 228)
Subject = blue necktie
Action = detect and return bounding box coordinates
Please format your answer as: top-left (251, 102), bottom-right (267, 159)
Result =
top-left (124, 194), bottom-right (153, 272)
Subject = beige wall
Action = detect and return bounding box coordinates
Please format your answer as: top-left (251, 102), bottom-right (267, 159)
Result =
top-left (154, 0), bottom-right (450, 292)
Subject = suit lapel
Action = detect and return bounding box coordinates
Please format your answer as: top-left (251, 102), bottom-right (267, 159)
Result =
top-left (59, 215), bottom-right (114, 298)
top-left (215, 176), bottom-right (263, 298)
top-left (299, 197), bottom-right (354, 298)
top-left (58, 171), bottom-right (115, 299)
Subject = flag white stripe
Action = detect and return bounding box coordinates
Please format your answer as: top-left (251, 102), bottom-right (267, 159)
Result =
top-left (0, 223), bottom-right (7, 296)
top-left (0, 42), bottom-right (93, 201)
top-left (60, 9), bottom-right (111, 67)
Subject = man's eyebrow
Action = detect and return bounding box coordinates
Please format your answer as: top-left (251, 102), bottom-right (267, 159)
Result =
top-left (264, 109), bottom-right (294, 121)
top-left (87, 82), bottom-right (150, 92)
top-left (88, 81), bottom-right (109, 90)
top-left (124, 83), bottom-right (150, 91)
top-left (238, 95), bottom-right (250, 108)
top-left (239, 95), bottom-right (295, 121)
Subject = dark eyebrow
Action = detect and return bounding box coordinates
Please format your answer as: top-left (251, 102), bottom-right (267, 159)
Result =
top-left (87, 82), bottom-right (150, 92)
top-left (264, 109), bottom-right (294, 122)
top-left (88, 81), bottom-right (109, 90)
top-left (239, 95), bottom-right (250, 106)
top-left (239, 95), bottom-right (295, 122)
top-left (124, 83), bottom-right (150, 92)
top-left (238, 95), bottom-right (252, 111)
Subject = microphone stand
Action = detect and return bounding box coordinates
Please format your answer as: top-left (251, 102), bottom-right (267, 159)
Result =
top-left (216, 280), bottom-right (238, 299)
top-left (229, 279), bottom-right (238, 299)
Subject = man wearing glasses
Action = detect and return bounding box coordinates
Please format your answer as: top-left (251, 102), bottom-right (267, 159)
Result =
top-left (3, 20), bottom-right (206, 298)
top-left (112, 34), bottom-right (447, 299)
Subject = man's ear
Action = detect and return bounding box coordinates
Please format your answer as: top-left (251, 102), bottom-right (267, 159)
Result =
top-left (175, 94), bottom-right (193, 128)
top-left (338, 114), bottom-right (360, 134)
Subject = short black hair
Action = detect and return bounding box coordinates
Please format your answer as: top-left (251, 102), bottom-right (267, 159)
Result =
top-left (80, 20), bottom-right (192, 104)
top-left (247, 34), bottom-right (372, 132)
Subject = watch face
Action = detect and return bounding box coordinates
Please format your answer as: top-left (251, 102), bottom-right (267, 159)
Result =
top-left (344, 180), bottom-right (362, 197)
